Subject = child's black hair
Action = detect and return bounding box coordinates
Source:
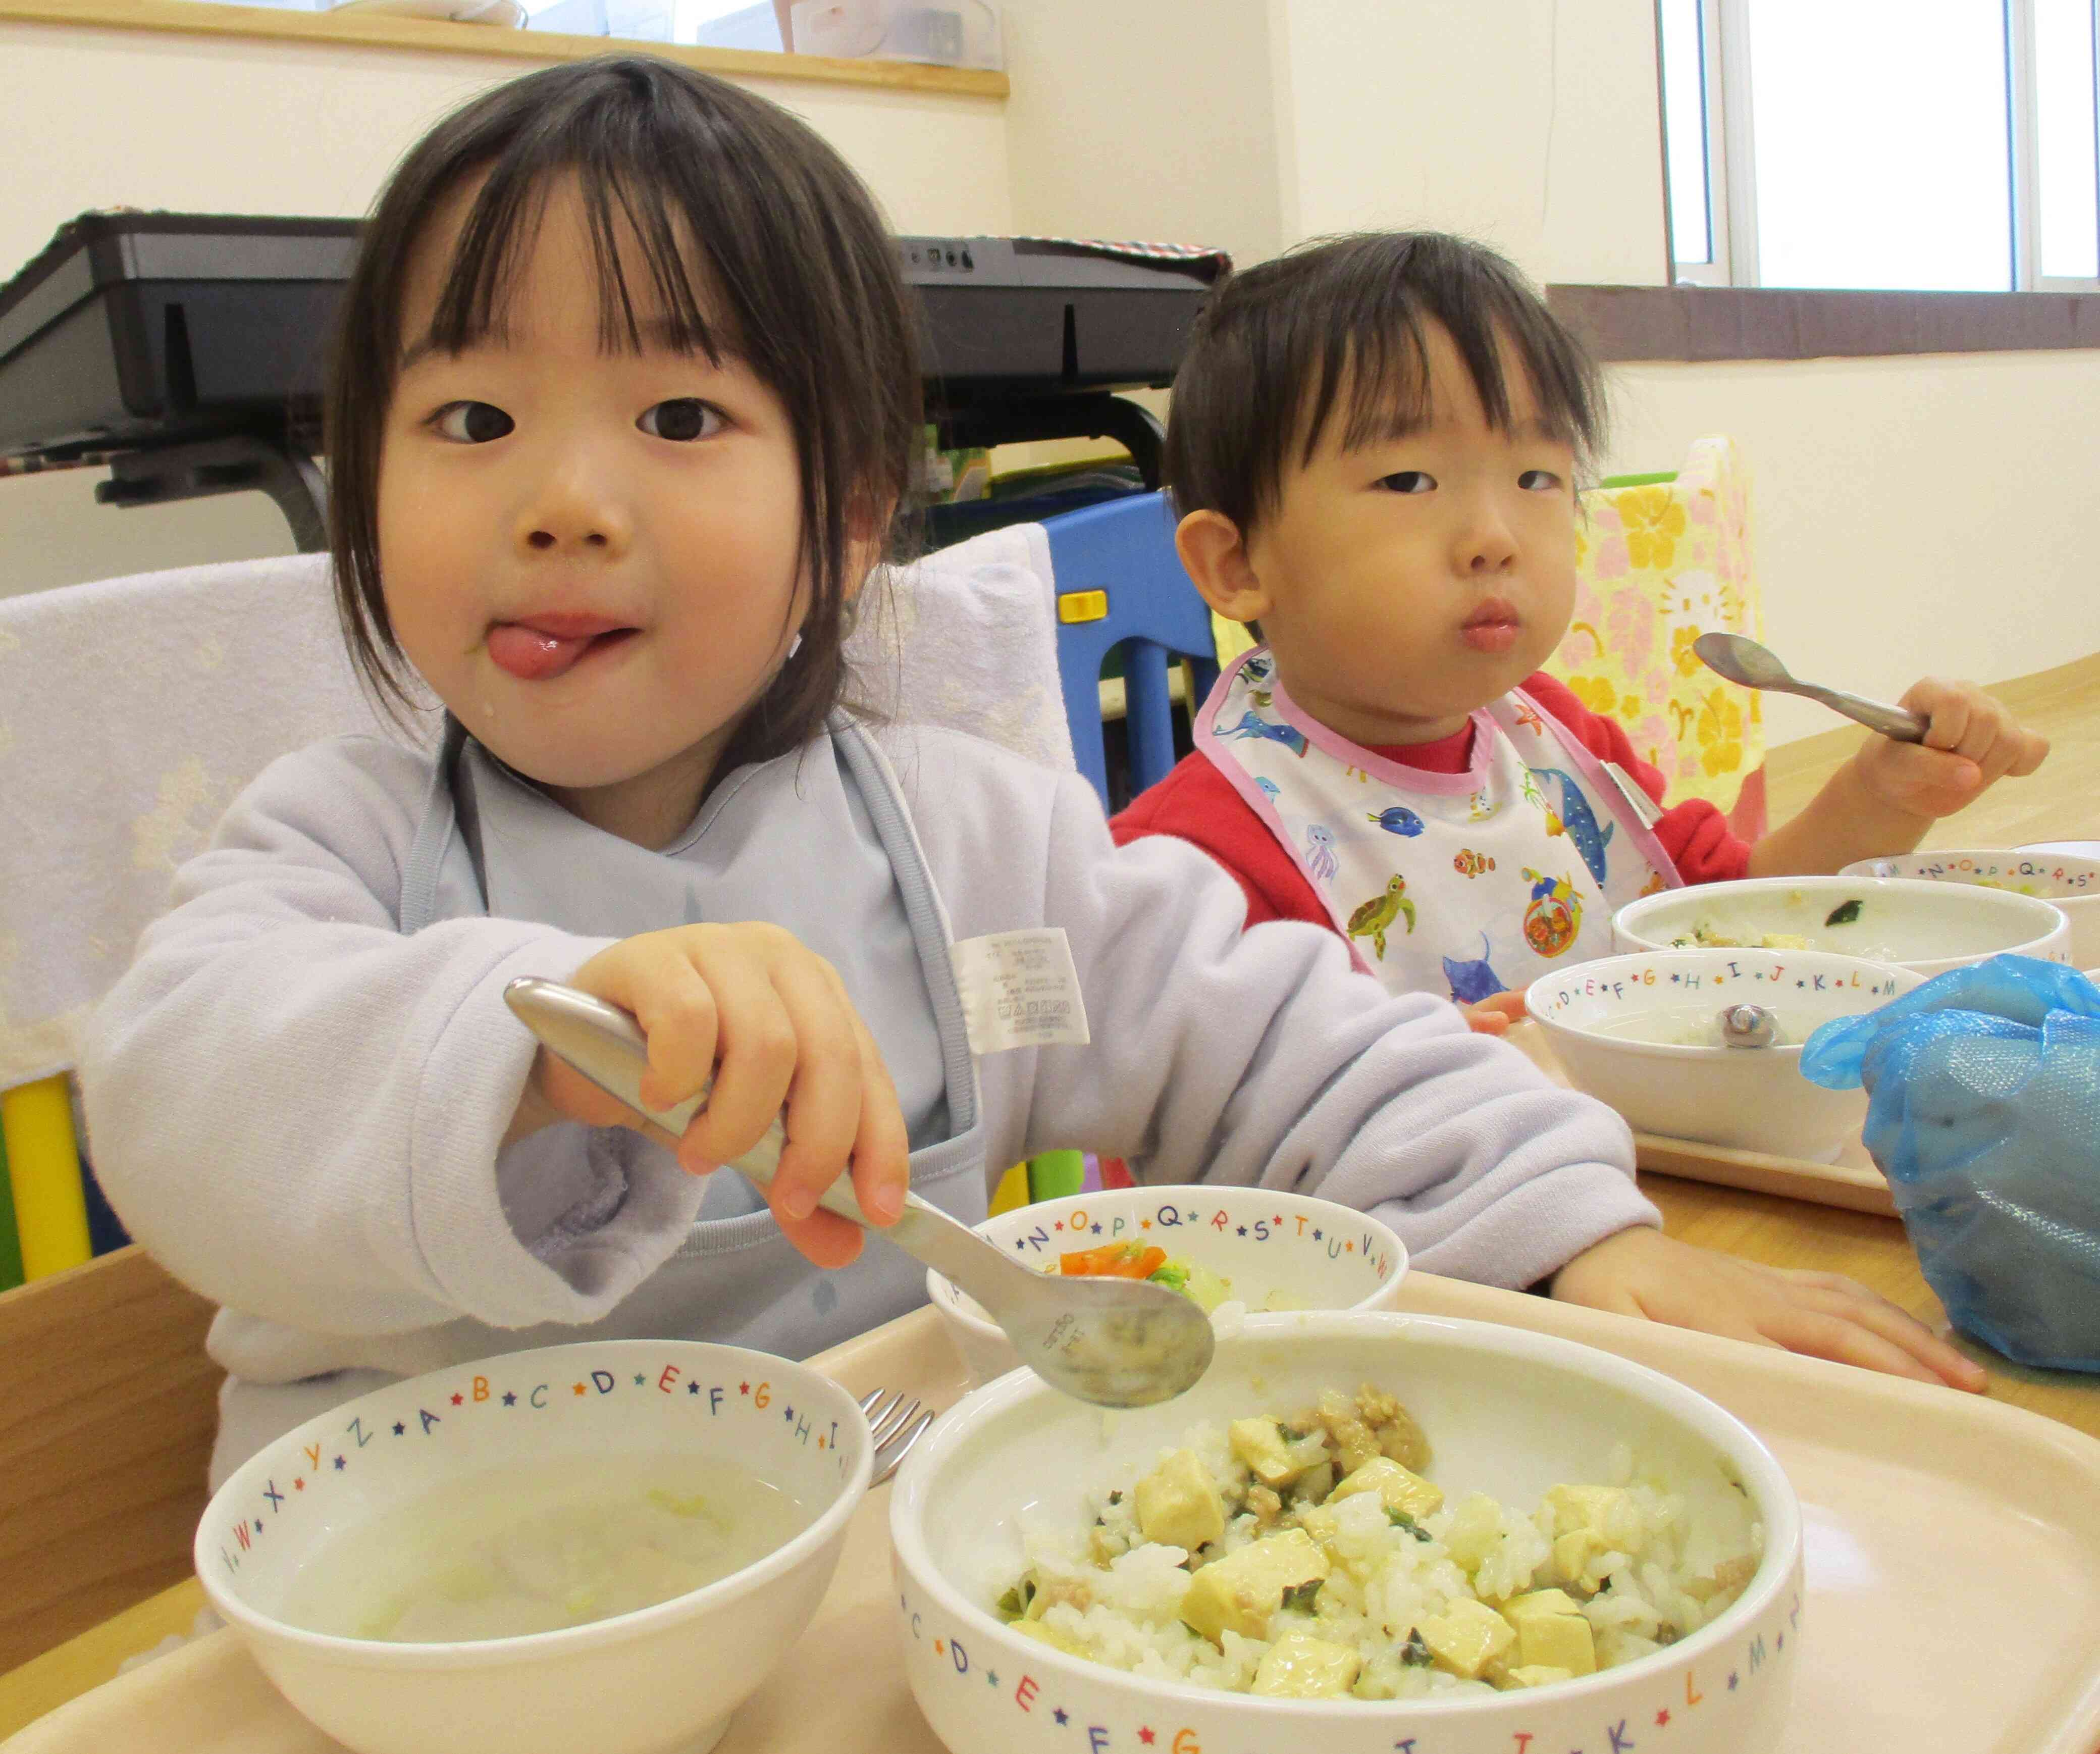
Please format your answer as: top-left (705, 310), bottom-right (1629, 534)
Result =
top-left (1163, 232), bottom-right (1605, 537)
top-left (325, 55), bottom-right (921, 769)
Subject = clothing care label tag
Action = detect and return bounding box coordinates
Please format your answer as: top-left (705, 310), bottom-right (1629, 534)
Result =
top-left (950, 928), bottom-right (1091, 1054)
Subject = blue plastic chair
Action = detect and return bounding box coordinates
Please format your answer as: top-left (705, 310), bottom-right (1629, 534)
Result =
top-left (1038, 492), bottom-right (1222, 810)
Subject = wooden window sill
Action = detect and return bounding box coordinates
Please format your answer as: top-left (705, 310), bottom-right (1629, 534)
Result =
top-left (0, 0), bottom-right (1009, 96)
top-left (1547, 284), bottom-right (2100, 363)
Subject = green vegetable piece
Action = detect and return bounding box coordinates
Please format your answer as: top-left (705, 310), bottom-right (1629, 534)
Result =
top-left (1108, 1490), bottom-right (1123, 1506)
top-left (1147, 1262), bottom-right (1191, 1292)
top-left (995, 1585), bottom-right (1024, 1619)
top-left (1825, 899), bottom-right (1864, 926)
top-left (1385, 1508), bottom-right (1433, 1542)
top-left (1402, 1629), bottom-right (1434, 1667)
top-left (1280, 1579), bottom-right (1323, 1614)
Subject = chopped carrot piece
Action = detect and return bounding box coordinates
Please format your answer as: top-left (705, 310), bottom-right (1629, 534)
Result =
top-left (1059, 1242), bottom-right (1168, 1279)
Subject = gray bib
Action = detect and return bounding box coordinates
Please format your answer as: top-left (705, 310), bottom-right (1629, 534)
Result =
top-left (396, 714), bottom-right (987, 1360)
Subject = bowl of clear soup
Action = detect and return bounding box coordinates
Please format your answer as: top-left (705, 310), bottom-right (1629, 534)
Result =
top-left (197, 1339), bottom-right (871, 1754)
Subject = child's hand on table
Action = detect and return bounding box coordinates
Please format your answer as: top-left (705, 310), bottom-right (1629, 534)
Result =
top-left (518, 923), bottom-right (911, 1268)
top-left (1460, 991), bottom-right (1529, 1036)
top-left (1550, 1226), bottom-right (1989, 1392)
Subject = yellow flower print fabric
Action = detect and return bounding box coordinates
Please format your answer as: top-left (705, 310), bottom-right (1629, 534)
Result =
top-left (1547, 436), bottom-right (1767, 839)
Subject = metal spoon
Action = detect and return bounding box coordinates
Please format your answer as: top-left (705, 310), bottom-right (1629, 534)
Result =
top-left (503, 977), bottom-right (1215, 1409)
top-left (1719, 1002), bottom-right (1778, 1049)
top-left (1694, 633), bottom-right (1927, 743)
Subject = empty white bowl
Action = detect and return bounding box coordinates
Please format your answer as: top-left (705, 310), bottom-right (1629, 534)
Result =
top-left (1527, 949), bottom-right (1919, 1160)
top-left (891, 1311), bottom-right (1803, 1754)
top-left (1612, 875), bottom-right (2069, 978)
top-left (927, 1186), bottom-right (1407, 1386)
top-left (197, 1340), bottom-right (870, 1754)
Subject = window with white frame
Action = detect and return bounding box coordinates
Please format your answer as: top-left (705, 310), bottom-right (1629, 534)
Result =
top-left (1658, 0), bottom-right (2100, 291)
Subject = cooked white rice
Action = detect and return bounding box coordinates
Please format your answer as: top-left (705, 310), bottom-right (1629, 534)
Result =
top-left (998, 1386), bottom-right (1762, 1700)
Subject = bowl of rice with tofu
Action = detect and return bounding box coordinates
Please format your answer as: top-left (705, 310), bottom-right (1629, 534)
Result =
top-left (891, 1312), bottom-right (1802, 1754)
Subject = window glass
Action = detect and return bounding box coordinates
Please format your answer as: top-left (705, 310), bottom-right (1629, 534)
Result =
top-left (2037, 0), bottom-right (2100, 278)
top-left (1747, 0), bottom-right (2012, 290)
top-left (1660, 0), bottom-right (1714, 265)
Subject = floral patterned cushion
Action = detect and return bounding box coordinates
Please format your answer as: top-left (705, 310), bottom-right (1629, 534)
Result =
top-left (1548, 435), bottom-right (1767, 839)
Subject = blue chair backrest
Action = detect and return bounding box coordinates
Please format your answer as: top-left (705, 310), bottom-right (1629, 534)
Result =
top-left (1038, 492), bottom-right (1222, 810)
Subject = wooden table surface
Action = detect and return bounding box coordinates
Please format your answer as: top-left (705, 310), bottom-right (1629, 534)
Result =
top-left (1643, 1171), bottom-right (2100, 1439)
top-left (4, 1170), bottom-right (2095, 1745)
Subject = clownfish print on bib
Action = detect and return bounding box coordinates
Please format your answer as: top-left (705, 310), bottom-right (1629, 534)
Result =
top-left (1196, 647), bottom-right (1681, 1002)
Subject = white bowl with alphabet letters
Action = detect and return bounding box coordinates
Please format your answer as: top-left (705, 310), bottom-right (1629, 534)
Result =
top-left (196, 1340), bottom-right (870, 1754)
top-left (891, 1312), bottom-right (1802, 1754)
top-left (927, 1186), bottom-right (1407, 1387)
top-left (1527, 948), bottom-right (1921, 1161)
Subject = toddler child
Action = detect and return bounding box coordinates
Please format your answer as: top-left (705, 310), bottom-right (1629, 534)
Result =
top-left (1114, 232), bottom-right (2046, 1041)
top-left (82, 84), bottom-right (1980, 1490)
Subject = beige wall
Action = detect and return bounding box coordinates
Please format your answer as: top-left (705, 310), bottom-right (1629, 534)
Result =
top-left (1268, 0), bottom-right (1669, 287)
top-left (0, 20), bottom-right (1010, 593)
top-left (1604, 350), bottom-right (2100, 745)
top-left (998, 0), bottom-right (1284, 272)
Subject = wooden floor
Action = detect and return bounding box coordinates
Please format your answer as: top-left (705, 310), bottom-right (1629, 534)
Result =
top-left (1764, 651), bottom-right (2100, 846)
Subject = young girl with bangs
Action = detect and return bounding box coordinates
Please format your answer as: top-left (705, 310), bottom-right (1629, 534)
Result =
top-left (80, 60), bottom-right (1961, 1489)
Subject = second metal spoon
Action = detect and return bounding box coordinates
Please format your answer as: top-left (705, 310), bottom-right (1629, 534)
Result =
top-left (503, 977), bottom-right (1215, 1409)
top-left (1695, 632), bottom-right (1927, 743)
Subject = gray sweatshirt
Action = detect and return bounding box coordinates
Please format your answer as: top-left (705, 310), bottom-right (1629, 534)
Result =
top-left (81, 717), bottom-right (1654, 1484)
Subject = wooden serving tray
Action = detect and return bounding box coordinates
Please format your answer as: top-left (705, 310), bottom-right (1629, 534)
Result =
top-left (1506, 1019), bottom-right (1899, 1218)
top-left (13, 1286), bottom-right (2100, 1753)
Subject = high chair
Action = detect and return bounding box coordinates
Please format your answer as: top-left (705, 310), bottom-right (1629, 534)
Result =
top-left (0, 552), bottom-right (418, 1669)
top-left (1036, 492), bottom-right (1221, 812)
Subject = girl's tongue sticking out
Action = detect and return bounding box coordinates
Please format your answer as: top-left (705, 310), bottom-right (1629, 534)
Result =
top-left (486, 615), bottom-right (634, 681)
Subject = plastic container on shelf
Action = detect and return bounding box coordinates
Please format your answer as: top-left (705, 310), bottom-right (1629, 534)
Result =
top-left (789, 0), bottom-right (1000, 69)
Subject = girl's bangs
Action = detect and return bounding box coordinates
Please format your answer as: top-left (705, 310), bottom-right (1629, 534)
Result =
top-left (421, 155), bottom-right (734, 364)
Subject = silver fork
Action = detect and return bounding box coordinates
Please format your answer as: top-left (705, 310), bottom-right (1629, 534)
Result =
top-left (860, 1387), bottom-right (937, 1486)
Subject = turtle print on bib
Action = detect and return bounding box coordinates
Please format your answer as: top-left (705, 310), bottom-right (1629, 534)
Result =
top-left (1196, 648), bottom-right (1681, 1001)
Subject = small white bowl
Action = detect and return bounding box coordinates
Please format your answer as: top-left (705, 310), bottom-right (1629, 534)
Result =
top-left (1527, 949), bottom-right (1919, 1160)
top-left (892, 1312), bottom-right (1803, 1754)
top-left (1612, 874), bottom-right (2069, 978)
top-left (927, 1186), bottom-right (1407, 1386)
top-left (198, 1340), bottom-right (870, 1754)
top-left (1839, 847), bottom-right (2100, 898)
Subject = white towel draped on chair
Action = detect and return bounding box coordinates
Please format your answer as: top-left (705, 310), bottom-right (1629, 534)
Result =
top-left (0, 552), bottom-right (420, 1091)
top-left (0, 523), bottom-right (1074, 1091)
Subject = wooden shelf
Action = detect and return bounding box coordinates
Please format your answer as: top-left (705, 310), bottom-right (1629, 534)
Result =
top-left (0, 0), bottom-right (1010, 97)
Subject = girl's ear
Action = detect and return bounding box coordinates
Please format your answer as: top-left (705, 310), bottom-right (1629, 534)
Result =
top-left (1175, 509), bottom-right (1270, 625)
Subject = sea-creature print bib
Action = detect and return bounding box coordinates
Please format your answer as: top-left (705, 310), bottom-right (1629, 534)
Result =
top-left (1195, 647), bottom-right (1682, 1002)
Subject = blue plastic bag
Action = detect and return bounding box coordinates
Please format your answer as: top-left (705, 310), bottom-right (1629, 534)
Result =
top-left (1800, 955), bottom-right (2100, 1373)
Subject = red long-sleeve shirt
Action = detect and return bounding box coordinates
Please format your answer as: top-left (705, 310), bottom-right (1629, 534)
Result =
top-left (1110, 672), bottom-right (1751, 928)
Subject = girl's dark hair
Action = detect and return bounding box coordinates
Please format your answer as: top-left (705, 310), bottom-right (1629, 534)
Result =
top-left (326, 56), bottom-right (921, 770)
top-left (1163, 232), bottom-right (1605, 536)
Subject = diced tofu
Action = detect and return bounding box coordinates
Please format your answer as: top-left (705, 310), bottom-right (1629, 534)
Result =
top-left (1229, 1417), bottom-right (1305, 1487)
top-left (1178, 1528), bottom-right (1329, 1643)
top-left (1414, 1598), bottom-right (1516, 1681)
top-left (1325, 1455), bottom-right (1444, 1519)
top-left (1506, 1664), bottom-right (1574, 1690)
top-left (1501, 1590), bottom-right (1595, 1676)
top-left (1009, 1618), bottom-right (1091, 1659)
top-left (1551, 1527), bottom-right (1604, 1584)
top-left (1134, 1448), bottom-right (1225, 1552)
top-left (1543, 1483), bottom-right (1631, 1542)
top-left (1251, 1632), bottom-right (1361, 1698)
